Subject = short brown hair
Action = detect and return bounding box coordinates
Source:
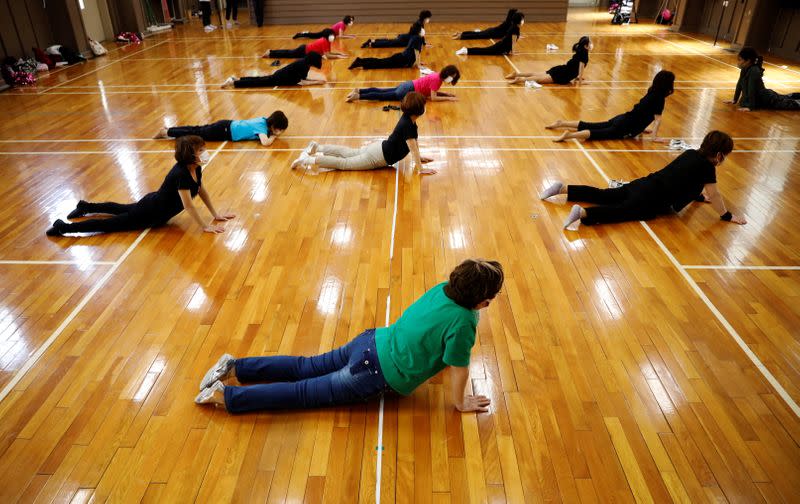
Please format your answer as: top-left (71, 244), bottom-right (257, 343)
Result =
top-left (443, 259), bottom-right (504, 309)
top-left (401, 91), bottom-right (426, 116)
top-left (174, 135), bottom-right (205, 165)
top-left (697, 130), bottom-right (733, 158)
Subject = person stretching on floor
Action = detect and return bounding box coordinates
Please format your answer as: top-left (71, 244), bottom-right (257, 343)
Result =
top-left (195, 259), bottom-right (503, 414)
top-left (293, 15), bottom-right (356, 39)
top-left (361, 10), bottom-right (432, 48)
top-left (455, 13), bottom-right (524, 56)
top-left (539, 130), bottom-right (747, 229)
top-left (546, 70), bottom-right (674, 143)
top-left (46, 136), bottom-right (235, 236)
top-left (263, 29), bottom-right (347, 60)
top-left (221, 52), bottom-right (326, 89)
top-left (350, 23), bottom-right (425, 70)
top-left (506, 36), bottom-right (592, 87)
top-left (154, 111), bottom-right (288, 147)
top-left (451, 8), bottom-right (518, 39)
top-left (724, 47), bottom-right (800, 111)
top-left (290, 92), bottom-right (436, 174)
top-left (346, 65), bottom-right (460, 102)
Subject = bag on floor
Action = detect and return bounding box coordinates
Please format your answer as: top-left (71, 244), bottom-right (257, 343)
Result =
top-left (58, 45), bottom-right (86, 65)
top-left (88, 38), bottom-right (107, 56)
top-left (33, 47), bottom-right (55, 69)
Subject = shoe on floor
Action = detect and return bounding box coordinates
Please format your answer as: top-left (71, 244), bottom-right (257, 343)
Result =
top-left (194, 380), bottom-right (226, 405)
top-left (304, 141), bottom-right (318, 155)
top-left (67, 201), bottom-right (87, 219)
top-left (46, 219), bottom-right (66, 236)
top-left (199, 353), bottom-right (235, 390)
top-left (455, 47), bottom-right (468, 55)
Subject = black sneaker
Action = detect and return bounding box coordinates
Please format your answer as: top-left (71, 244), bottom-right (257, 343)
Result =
top-left (348, 58), bottom-right (361, 70)
top-left (46, 219), bottom-right (66, 236)
top-left (67, 200), bottom-right (87, 219)
top-left (271, 60), bottom-right (281, 66)
top-left (361, 39), bottom-right (372, 48)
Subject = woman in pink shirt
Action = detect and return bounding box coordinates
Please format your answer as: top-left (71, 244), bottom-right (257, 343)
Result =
top-left (294, 16), bottom-right (355, 39)
top-left (346, 65), bottom-right (460, 102)
top-left (264, 29), bottom-right (348, 59)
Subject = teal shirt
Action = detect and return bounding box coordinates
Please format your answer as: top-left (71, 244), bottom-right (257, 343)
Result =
top-left (230, 117), bottom-right (269, 141)
top-left (376, 282), bottom-right (478, 395)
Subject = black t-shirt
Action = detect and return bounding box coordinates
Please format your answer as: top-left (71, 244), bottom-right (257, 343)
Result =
top-left (143, 163), bottom-right (202, 220)
top-left (618, 90), bottom-right (665, 135)
top-left (274, 59), bottom-right (311, 85)
top-left (567, 47), bottom-right (589, 73)
top-left (382, 114), bottom-right (418, 165)
top-left (634, 149), bottom-right (717, 211)
top-left (402, 35), bottom-right (424, 60)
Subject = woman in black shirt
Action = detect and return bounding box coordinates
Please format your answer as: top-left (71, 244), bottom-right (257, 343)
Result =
top-left (455, 13), bottom-right (524, 56)
top-left (289, 92), bottom-right (435, 174)
top-left (362, 10), bottom-right (431, 48)
top-left (46, 136), bottom-right (235, 236)
top-left (506, 36), bottom-right (592, 86)
top-left (539, 131), bottom-right (747, 228)
top-left (221, 53), bottom-right (325, 89)
top-left (548, 70), bottom-right (674, 142)
top-left (725, 47), bottom-right (800, 111)
top-left (452, 9), bottom-right (518, 40)
top-left (350, 24), bottom-right (425, 70)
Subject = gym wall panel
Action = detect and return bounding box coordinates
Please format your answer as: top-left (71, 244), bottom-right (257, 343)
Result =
top-left (253, 1), bottom-right (568, 25)
top-left (0, 0), bottom-right (83, 61)
top-left (768, 7), bottom-right (800, 61)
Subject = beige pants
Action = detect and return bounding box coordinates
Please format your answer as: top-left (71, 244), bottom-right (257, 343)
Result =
top-left (316, 141), bottom-right (388, 171)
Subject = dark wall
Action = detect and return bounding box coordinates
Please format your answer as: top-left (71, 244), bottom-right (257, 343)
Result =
top-left (768, 7), bottom-right (800, 61)
top-left (252, 1), bottom-right (568, 25)
top-left (0, 0), bottom-right (54, 59)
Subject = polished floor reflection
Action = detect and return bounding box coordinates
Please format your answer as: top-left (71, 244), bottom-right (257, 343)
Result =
top-left (0, 9), bottom-right (799, 504)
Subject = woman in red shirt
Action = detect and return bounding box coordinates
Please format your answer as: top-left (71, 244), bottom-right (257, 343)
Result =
top-left (264, 29), bottom-right (347, 60)
top-left (293, 15), bottom-right (355, 39)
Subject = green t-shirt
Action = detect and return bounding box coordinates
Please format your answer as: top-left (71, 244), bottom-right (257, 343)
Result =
top-left (376, 282), bottom-right (478, 395)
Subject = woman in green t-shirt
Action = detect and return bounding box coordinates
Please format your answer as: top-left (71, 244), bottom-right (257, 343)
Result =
top-left (195, 259), bottom-right (504, 414)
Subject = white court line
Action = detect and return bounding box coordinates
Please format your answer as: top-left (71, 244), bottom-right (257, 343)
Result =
top-left (682, 265), bottom-right (800, 271)
top-left (646, 33), bottom-right (739, 71)
top-left (0, 140), bottom-right (228, 405)
top-left (673, 32), bottom-right (800, 77)
top-left (376, 159), bottom-right (400, 504)
top-left (39, 41), bottom-right (169, 94)
top-left (573, 139), bottom-right (800, 419)
top-left (0, 260), bottom-right (116, 266)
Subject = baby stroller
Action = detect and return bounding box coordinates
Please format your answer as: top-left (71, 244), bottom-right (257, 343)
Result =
top-left (612, 0), bottom-right (637, 24)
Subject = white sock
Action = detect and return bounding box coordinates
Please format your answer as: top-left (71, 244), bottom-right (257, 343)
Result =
top-left (564, 205), bottom-right (583, 229)
top-left (540, 182), bottom-right (563, 200)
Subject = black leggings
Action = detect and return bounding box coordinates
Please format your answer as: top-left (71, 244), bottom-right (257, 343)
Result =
top-left (369, 35), bottom-right (411, 48)
top-left (269, 46), bottom-right (307, 59)
top-left (458, 27), bottom-right (504, 40)
top-left (577, 119), bottom-right (635, 141)
top-left (353, 53), bottom-right (413, 69)
top-left (233, 75), bottom-right (296, 88)
top-left (757, 89), bottom-right (800, 110)
top-left (168, 120), bottom-right (232, 141)
top-left (294, 30), bottom-right (326, 39)
top-left (61, 201), bottom-right (164, 234)
top-left (254, 0), bottom-right (263, 26)
top-left (226, 0), bottom-right (237, 20)
top-left (200, 2), bottom-right (211, 26)
top-left (568, 184), bottom-right (664, 225)
top-left (466, 37), bottom-right (513, 55)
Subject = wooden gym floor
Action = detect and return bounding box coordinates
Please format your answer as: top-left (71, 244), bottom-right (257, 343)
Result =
top-left (0, 8), bottom-right (799, 503)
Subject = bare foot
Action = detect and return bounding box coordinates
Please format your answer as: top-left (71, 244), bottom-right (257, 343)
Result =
top-left (345, 89), bottom-right (358, 102)
top-left (552, 132), bottom-right (568, 143)
top-left (545, 120), bottom-right (563, 130)
top-left (504, 71), bottom-right (518, 79)
top-left (261, 51), bottom-right (271, 59)
top-left (221, 76), bottom-right (235, 89)
top-left (153, 127), bottom-right (168, 139)
top-left (451, 33), bottom-right (460, 39)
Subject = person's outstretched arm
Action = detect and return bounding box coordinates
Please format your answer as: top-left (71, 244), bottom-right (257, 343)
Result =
top-left (198, 186), bottom-right (236, 223)
top-left (406, 138), bottom-right (436, 174)
top-left (258, 133), bottom-right (275, 146)
top-left (179, 189), bottom-right (226, 233)
top-left (430, 90), bottom-right (457, 102)
top-left (450, 365), bottom-right (491, 412)
top-left (704, 183), bottom-right (747, 224)
top-left (575, 62), bottom-right (586, 86)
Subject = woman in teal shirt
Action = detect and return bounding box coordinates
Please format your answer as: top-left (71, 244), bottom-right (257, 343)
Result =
top-left (154, 110), bottom-right (289, 147)
top-left (195, 259), bottom-right (503, 414)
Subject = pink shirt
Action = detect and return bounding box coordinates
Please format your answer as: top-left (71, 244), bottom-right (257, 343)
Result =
top-left (412, 73), bottom-right (443, 97)
top-left (305, 37), bottom-right (331, 55)
top-left (331, 21), bottom-right (347, 35)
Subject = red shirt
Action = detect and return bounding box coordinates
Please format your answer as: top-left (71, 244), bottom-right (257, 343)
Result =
top-left (305, 37), bottom-right (331, 55)
top-left (331, 21), bottom-right (347, 35)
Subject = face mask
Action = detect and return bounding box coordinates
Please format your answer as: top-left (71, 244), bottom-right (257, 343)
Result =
top-left (198, 150), bottom-right (210, 164)
top-left (420, 28), bottom-right (425, 37)
top-left (520, 20), bottom-right (524, 26)
top-left (328, 35), bottom-right (335, 42)
top-left (348, 22), bottom-right (353, 26)
top-left (444, 76), bottom-right (453, 84)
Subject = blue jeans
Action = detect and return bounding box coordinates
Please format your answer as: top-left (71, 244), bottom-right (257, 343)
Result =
top-left (224, 329), bottom-right (389, 413)
top-left (358, 80), bottom-right (415, 101)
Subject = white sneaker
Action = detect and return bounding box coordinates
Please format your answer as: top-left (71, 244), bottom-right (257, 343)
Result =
top-left (455, 47), bottom-right (468, 56)
top-left (204, 25), bottom-right (215, 33)
top-left (304, 141), bottom-right (318, 155)
top-left (290, 152), bottom-right (312, 170)
top-left (525, 80), bottom-right (542, 88)
top-left (546, 43), bottom-right (559, 51)
top-left (194, 380), bottom-right (226, 404)
top-left (226, 21), bottom-right (233, 29)
top-left (199, 353), bottom-right (235, 390)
